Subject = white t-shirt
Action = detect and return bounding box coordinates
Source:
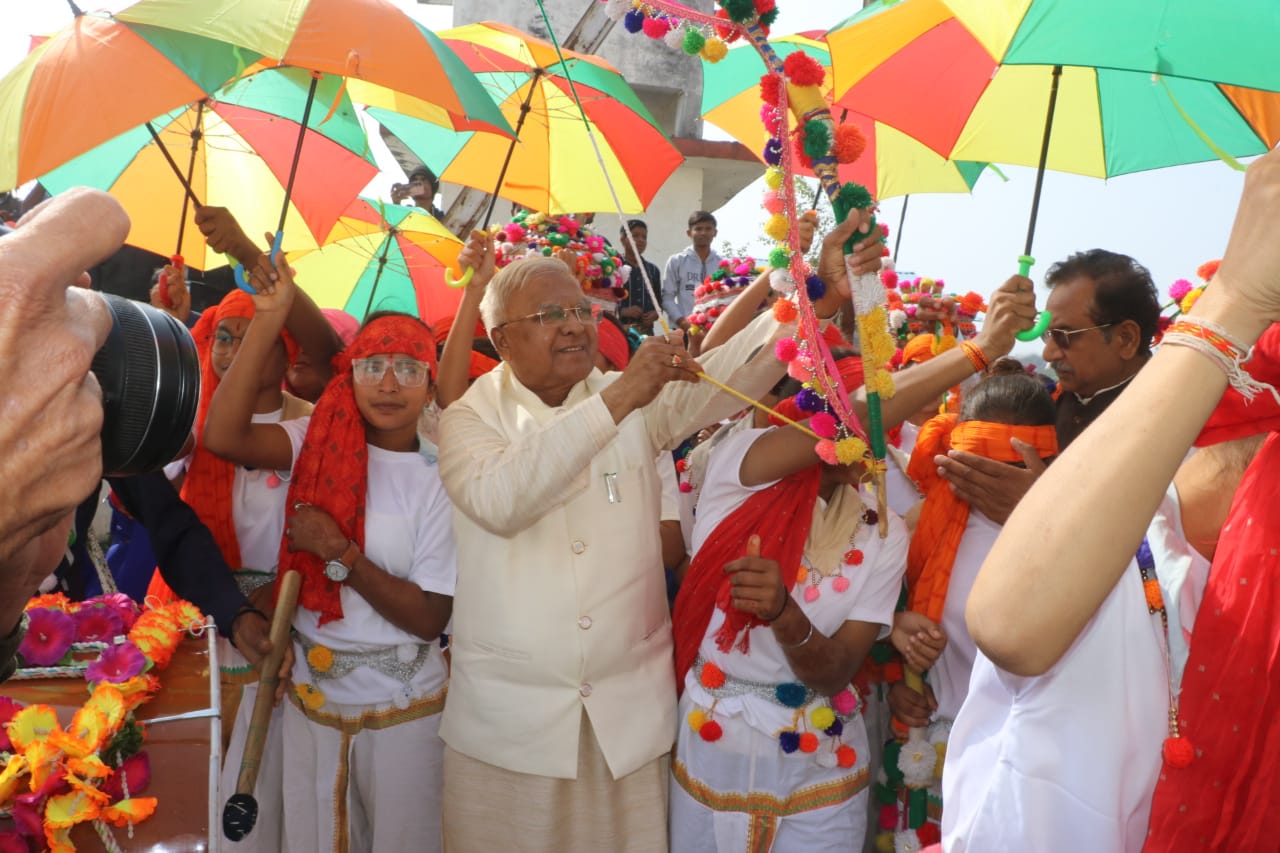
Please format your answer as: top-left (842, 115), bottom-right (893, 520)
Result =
top-left (280, 416), bottom-right (457, 706)
top-left (942, 484), bottom-right (1208, 853)
top-left (884, 420), bottom-right (922, 518)
top-left (686, 427), bottom-right (909, 735)
top-left (929, 509), bottom-right (1001, 721)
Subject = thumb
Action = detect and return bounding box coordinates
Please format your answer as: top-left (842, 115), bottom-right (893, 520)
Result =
top-left (745, 534), bottom-right (762, 559)
top-left (1012, 437), bottom-right (1048, 475)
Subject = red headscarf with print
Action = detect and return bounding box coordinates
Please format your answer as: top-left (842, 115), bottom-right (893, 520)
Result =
top-left (179, 290), bottom-right (299, 571)
top-left (277, 314), bottom-right (436, 624)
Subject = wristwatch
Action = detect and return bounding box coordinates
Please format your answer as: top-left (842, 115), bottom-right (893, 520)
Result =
top-left (324, 541), bottom-right (360, 583)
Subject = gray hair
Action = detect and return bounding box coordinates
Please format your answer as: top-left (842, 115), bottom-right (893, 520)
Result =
top-left (479, 257), bottom-right (576, 331)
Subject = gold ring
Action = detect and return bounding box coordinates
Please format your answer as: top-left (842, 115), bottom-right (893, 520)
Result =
top-left (671, 354), bottom-right (682, 368)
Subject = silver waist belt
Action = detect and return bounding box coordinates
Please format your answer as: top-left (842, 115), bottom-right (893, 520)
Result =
top-left (297, 634), bottom-right (434, 686)
top-left (233, 570), bottom-right (275, 597)
top-left (693, 655), bottom-right (817, 709)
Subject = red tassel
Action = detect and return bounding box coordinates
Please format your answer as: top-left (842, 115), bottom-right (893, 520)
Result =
top-left (1163, 735), bottom-right (1195, 769)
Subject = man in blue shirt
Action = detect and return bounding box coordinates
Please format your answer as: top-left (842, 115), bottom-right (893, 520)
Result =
top-left (662, 210), bottom-right (722, 329)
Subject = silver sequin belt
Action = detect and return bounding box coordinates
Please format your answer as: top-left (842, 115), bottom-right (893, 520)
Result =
top-left (693, 655), bottom-right (818, 709)
top-left (233, 570), bottom-right (275, 597)
top-left (297, 633), bottom-right (434, 686)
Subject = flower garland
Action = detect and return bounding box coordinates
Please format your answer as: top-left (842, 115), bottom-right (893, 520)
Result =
top-left (490, 210), bottom-right (630, 304)
top-left (2, 593), bottom-right (205, 852)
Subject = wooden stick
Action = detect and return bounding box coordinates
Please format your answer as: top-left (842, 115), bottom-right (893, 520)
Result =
top-left (234, 571), bottom-right (300, 799)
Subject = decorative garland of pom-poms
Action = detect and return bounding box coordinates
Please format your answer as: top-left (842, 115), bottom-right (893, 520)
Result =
top-left (801, 118), bottom-right (832, 161)
top-left (623, 8), bottom-right (645, 33)
top-left (681, 26), bottom-right (707, 55)
top-left (642, 15), bottom-right (672, 38)
top-left (834, 123), bottom-right (868, 164)
top-left (717, 0), bottom-right (757, 24)
top-left (782, 51), bottom-right (825, 87)
top-left (702, 36), bottom-right (729, 62)
top-left (759, 72), bottom-right (784, 107)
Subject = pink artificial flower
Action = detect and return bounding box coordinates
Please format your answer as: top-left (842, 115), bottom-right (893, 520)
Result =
top-left (85, 641), bottom-right (147, 684)
top-left (97, 593), bottom-right (140, 631)
top-left (18, 607), bottom-right (75, 666)
top-left (101, 751), bottom-right (151, 802)
top-left (0, 831), bottom-right (27, 853)
top-left (10, 799), bottom-right (43, 839)
top-left (0, 696), bottom-right (23, 752)
top-left (74, 604), bottom-right (123, 644)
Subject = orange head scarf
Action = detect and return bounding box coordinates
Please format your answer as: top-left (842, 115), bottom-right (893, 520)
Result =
top-left (180, 290), bottom-right (300, 570)
top-left (278, 314), bottom-right (436, 624)
top-left (905, 413), bottom-right (1058, 624)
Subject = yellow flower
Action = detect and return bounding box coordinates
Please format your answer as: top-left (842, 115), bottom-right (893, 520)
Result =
top-left (25, 740), bottom-right (64, 793)
top-left (8, 704), bottom-right (60, 751)
top-left (296, 683), bottom-right (326, 711)
top-left (85, 684), bottom-right (127, 735)
top-left (100, 797), bottom-right (158, 828)
top-left (307, 645), bottom-right (334, 673)
top-left (44, 789), bottom-right (102, 829)
top-left (0, 754), bottom-right (27, 802)
top-left (49, 707), bottom-right (109, 759)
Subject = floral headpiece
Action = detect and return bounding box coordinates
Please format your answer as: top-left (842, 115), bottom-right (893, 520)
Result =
top-left (687, 256), bottom-right (765, 335)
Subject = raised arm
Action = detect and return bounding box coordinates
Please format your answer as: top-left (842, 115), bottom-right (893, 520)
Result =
top-left (966, 150), bottom-right (1280, 677)
top-left (202, 251), bottom-right (298, 471)
top-left (436, 230), bottom-right (494, 408)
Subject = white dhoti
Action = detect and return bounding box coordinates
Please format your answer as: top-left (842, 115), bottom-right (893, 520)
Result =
top-left (219, 645), bottom-right (286, 852)
top-left (670, 694), bottom-right (870, 853)
top-left (282, 686), bottom-right (447, 853)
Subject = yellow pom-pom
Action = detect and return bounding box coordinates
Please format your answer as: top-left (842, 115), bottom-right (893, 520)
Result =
top-left (1181, 287), bottom-right (1204, 314)
top-left (295, 683), bottom-right (326, 711)
top-left (763, 213), bottom-right (789, 242)
top-left (835, 437), bottom-right (867, 466)
top-left (701, 37), bottom-right (728, 63)
top-left (764, 168), bottom-right (784, 190)
top-left (810, 706), bottom-right (836, 731)
top-left (875, 832), bottom-right (895, 853)
top-left (687, 709), bottom-right (707, 732)
top-left (306, 645), bottom-right (334, 673)
top-left (934, 742), bottom-right (947, 779)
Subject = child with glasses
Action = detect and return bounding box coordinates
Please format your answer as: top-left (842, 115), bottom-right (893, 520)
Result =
top-left (203, 251), bottom-right (455, 853)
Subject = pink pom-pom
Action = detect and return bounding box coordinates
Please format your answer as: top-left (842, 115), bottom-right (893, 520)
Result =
top-left (734, 262), bottom-right (753, 276)
top-left (803, 586), bottom-right (820, 603)
top-left (787, 359), bottom-right (811, 381)
top-left (809, 411), bottom-right (837, 439)
top-left (642, 16), bottom-right (671, 38)
top-left (832, 575), bottom-right (850, 593)
top-left (503, 224), bottom-right (526, 242)
top-left (832, 688), bottom-right (858, 715)
top-left (763, 193), bottom-right (785, 215)
top-left (679, 481), bottom-right (692, 493)
top-left (815, 440), bottom-right (839, 466)
top-left (880, 269), bottom-right (899, 289)
top-left (761, 104), bottom-right (784, 136)
top-left (775, 338), bottom-right (798, 362)
top-left (1168, 278), bottom-right (1193, 302)
top-left (266, 472), bottom-right (282, 488)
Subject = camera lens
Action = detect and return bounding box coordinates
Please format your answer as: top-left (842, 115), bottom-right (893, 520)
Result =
top-left (92, 294), bottom-right (200, 476)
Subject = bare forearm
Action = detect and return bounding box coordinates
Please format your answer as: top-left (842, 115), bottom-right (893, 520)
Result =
top-left (437, 290), bottom-right (484, 408)
top-left (770, 600), bottom-right (864, 695)
top-left (346, 554), bottom-right (452, 642)
top-left (204, 312), bottom-right (285, 456)
top-left (859, 344), bottom-right (980, 429)
top-left (968, 290), bottom-right (1266, 675)
top-left (285, 286), bottom-right (343, 379)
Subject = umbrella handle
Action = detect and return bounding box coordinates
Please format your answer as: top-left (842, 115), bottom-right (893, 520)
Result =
top-left (444, 265), bottom-right (475, 289)
top-left (234, 231), bottom-right (285, 294)
top-left (1014, 255), bottom-right (1052, 342)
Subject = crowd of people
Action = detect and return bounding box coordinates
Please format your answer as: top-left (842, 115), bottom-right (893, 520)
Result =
top-left (3, 143), bottom-right (1280, 853)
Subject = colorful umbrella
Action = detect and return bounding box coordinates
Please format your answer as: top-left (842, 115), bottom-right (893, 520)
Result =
top-left (287, 197), bottom-right (463, 325)
top-left (0, 9), bottom-right (260, 191)
top-left (39, 67), bottom-right (377, 270)
top-left (702, 31), bottom-right (989, 200)
top-left (828, 0), bottom-right (1280, 271)
top-left (116, 0), bottom-right (512, 138)
top-left (367, 21), bottom-right (683, 216)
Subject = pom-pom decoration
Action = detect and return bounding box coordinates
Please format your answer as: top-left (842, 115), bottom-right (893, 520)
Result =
top-left (810, 706), bottom-right (836, 731)
top-left (775, 682), bottom-right (808, 708)
top-left (833, 123), bottom-right (868, 164)
top-left (1163, 735), bottom-right (1195, 768)
top-left (699, 720), bottom-right (724, 742)
top-left (778, 730), bottom-right (801, 754)
top-left (797, 732), bottom-right (820, 753)
top-left (664, 24), bottom-right (688, 50)
top-left (682, 27), bottom-right (707, 55)
top-left (687, 709), bottom-right (708, 732)
top-left (699, 661), bottom-right (727, 689)
top-left (701, 37), bottom-right (729, 63)
top-left (836, 744), bottom-right (857, 767)
top-left (759, 73), bottom-right (784, 107)
top-left (764, 167), bottom-right (784, 190)
top-left (763, 137), bottom-right (783, 166)
top-left (775, 338), bottom-right (799, 362)
top-left (832, 688), bottom-right (858, 716)
top-left (783, 52), bottom-right (826, 87)
top-left (815, 440), bottom-right (839, 466)
top-left (1168, 278), bottom-right (1194, 303)
top-left (623, 9), bottom-right (645, 33)
top-left (769, 247), bottom-right (791, 269)
top-left (1197, 259), bottom-right (1221, 281)
top-left (809, 412), bottom-right (838, 439)
top-left (718, 0), bottom-right (757, 24)
top-left (642, 15), bottom-right (672, 39)
top-left (802, 119), bottom-right (833, 160)
top-left (763, 213), bottom-right (790, 242)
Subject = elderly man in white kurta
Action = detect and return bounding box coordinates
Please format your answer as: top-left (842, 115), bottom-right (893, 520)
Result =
top-left (435, 218), bottom-right (878, 852)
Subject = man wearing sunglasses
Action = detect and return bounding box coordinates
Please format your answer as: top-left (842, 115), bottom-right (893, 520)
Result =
top-left (937, 249), bottom-right (1161, 522)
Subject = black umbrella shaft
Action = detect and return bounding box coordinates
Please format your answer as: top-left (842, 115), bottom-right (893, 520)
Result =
top-left (363, 230), bottom-right (397, 320)
top-left (483, 68), bottom-right (543, 230)
top-left (278, 73), bottom-right (322, 236)
top-left (1024, 65), bottom-right (1063, 258)
top-left (894, 194), bottom-right (909, 260)
top-left (147, 122), bottom-right (203, 208)
top-left (175, 100), bottom-right (205, 255)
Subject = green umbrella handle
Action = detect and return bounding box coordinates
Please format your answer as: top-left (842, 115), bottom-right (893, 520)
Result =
top-left (444, 266), bottom-right (475, 289)
top-left (234, 231), bottom-right (284, 294)
top-left (1014, 254), bottom-right (1052, 342)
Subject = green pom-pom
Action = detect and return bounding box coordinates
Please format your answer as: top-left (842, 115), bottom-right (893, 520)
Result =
top-left (907, 789), bottom-right (929, 829)
top-left (718, 0), bottom-right (756, 23)
top-left (874, 782), bottom-right (898, 806)
top-left (836, 181), bottom-right (873, 212)
top-left (682, 28), bottom-right (706, 56)
top-left (883, 741), bottom-right (906, 786)
top-left (769, 247), bottom-right (790, 268)
top-left (870, 640), bottom-right (894, 664)
top-left (541, 246), bottom-right (553, 256)
top-left (759, 8), bottom-right (780, 26)
top-left (803, 119), bottom-right (832, 160)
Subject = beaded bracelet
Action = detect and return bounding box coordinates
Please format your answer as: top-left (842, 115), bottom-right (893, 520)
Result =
top-left (960, 340), bottom-right (989, 374)
top-left (1161, 318), bottom-right (1280, 403)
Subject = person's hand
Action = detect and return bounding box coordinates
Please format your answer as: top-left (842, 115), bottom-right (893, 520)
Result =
top-left (723, 534), bottom-right (788, 620)
top-left (193, 206), bottom-right (256, 265)
top-left (457, 229), bottom-right (496, 292)
top-left (642, 310), bottom-right (659, 325)
top-left (552, 247), bottom-right (582, 283)
top-left (935, 438), bottom-right (1046, 524)
top-left (797, 210), bottom-right (819, 255)
top-left (888, 679), bottom-right (937, 728)
top-left (601, 330), bottom-right (701, 418)
top-left (676, 316), bottom-right (692, 332)
top-left (390, 183), bottom-right (410, 205)
top-left (244, 235), bottom-right (296, 317)
top-left (816, 210), bottom-right (880, 299)
top-left (285, 503), bottom-right (348, 561)
top-left (1211, 146), bottom-right (1280, 325)
top-left (891, 611), bottom-right (947, 672)
top-left (972, 276), bottom-right (1038, 361)
top-left (0, 188), bottom-right (122, 593)
top-left (148, 265), bottom-right (191, 324)
top-left (230, 606), bottom-right (295, 704)
top-left (619, 305), bottom-right (643, 321)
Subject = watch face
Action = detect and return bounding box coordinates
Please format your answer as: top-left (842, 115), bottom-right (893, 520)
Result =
top-left (324, 561), bottom-right (349, 582)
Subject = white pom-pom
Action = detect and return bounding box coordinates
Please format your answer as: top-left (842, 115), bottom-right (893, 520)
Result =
top-left (815, 751), bottom-right (839, 769)
top-left (501, 241), bottom-right (517, 255)
top-left (664, 24), bottom-right (687, 50)
top-left (392, 689), bottom-right (412, 710)
top-left (888, 308), bottom-right (907, 331)
top-left (396, 643), bottom-right (417, 663)
top-left (770, 268), bottom-right (796, 296)
top-left (897, 732), bottom-right (937, 788)
top-left (619, 264), bottom-right (633, 280)
top-left (881, 257), bottom-right (895, 272)
top-left (605, 0), bottom-right (632, 21)
top-left (893, 829), bottom-right (922, 853)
